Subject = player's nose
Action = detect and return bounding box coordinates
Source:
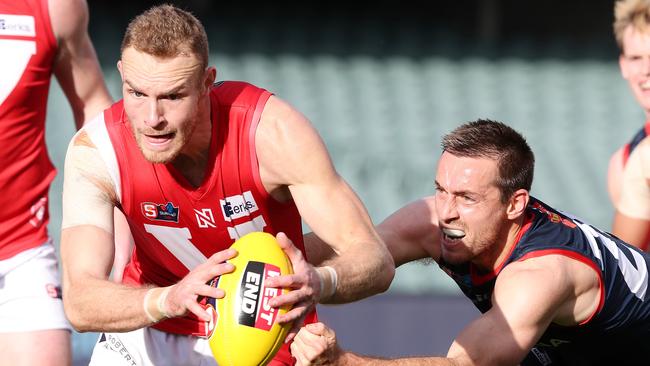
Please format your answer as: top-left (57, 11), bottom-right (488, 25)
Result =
top-left (144, 100), bottom-right (164, 128)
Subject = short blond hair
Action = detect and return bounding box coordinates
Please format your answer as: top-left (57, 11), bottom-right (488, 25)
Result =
top-left (614, 0), bottom-right (650, 51)
top-left (121, 4), bottom-right (208, 69)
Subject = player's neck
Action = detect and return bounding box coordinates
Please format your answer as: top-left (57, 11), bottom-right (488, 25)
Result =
top-left (171, 153), bottom-right (209, 187)
top-left (474, 215), bottom-right (525, 272)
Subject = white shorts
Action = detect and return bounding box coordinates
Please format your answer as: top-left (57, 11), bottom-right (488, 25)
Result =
top-left (0, 240), bottom-right (71, 332)
top-left (89, 327), bottom-right (216, 366)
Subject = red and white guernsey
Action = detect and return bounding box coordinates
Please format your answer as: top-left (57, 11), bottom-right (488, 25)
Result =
top-left (0, 0), bottom-right (58, 260)
top-left (87, 81), bottom-right (314, 364)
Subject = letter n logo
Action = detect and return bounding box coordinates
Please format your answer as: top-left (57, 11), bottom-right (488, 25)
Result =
top-left (194, 208), bottom-right (216, 228)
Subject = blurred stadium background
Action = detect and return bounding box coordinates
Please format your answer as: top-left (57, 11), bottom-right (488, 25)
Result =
top-left (41, 0), bottom-right (640, 363)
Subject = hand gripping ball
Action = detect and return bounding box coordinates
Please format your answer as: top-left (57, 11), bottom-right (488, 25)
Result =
top-left (207, 232), bottom-right (293, 366)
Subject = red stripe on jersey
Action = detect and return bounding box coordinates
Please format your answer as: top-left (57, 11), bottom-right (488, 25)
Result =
top-left (248, 91), bottom-right (272, 199)
top-left (622, 143), bottom-right (632, 165)
top-left (471, 212), bottom-right (534, 285)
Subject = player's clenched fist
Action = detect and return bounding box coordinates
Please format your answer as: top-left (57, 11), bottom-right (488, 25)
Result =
top-left (266, 233), bottom-right (321, 336)
top-left (291, 322), bottom-right (340, 366)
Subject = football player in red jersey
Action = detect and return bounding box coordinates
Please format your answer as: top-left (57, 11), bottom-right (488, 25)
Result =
top-left (59, 4), bottom-right (394, 365)
top-left (0, 0), bottom-right (113, 364)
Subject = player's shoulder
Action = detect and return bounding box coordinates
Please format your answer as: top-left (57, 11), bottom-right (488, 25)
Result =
top-left (210, 81), bottom-right (268, 107)
top-left (499, 252), bottom-right (596, 297)
top-left (257, 94), bottom-right (314, 141)
top-left (626, 136), bottom-right (650, 168)
top-left (491, 259), bottom-right (567, 318)
top-left (70, 113), bottom-right (108, 148)
top-left (499, 255), bottom-right (567, 288)
top-left (634, 136), bottom-right (650, 154)
top-left (608, 145), bottom-right (625, 166)
top-left (492, 258), bottom-right (570, 316)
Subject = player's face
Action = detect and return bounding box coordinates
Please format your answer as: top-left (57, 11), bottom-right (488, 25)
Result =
top-left (434, 152), bottom-right (510, 266)
top-left (620, 26), bottom-right (650, 115)
top-left (119, 47), bottom-right (210, 163)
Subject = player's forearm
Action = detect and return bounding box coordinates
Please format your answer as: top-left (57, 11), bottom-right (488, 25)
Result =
top-left (335, 351), bottom-right (457, 366)
top-left (63, 276), bottom-right (161, 332)
top-left (321, 239), bottom-right (395, 304)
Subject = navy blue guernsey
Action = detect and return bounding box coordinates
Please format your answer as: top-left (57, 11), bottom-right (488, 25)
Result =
top-left (439, 197), bottom-right (650, 365)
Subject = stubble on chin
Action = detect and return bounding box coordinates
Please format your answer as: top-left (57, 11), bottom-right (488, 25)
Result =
top-left (134, 136), bottom-right (179, 164)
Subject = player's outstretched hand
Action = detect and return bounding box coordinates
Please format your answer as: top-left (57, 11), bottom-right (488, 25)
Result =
top-left (265, 232), bottom-right (322, 341)
top-left (163, 248), bottom-right (237, 321)
top-left (291, 322), bottom-right (340, 366)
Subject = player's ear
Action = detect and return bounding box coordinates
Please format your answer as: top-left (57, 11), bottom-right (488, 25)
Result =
top-left (506, 189), bottom-right (529, 220)
top-left (203, 66), bottom-right (216, 91)
top-left (117, 60), bottom-right (124, 81)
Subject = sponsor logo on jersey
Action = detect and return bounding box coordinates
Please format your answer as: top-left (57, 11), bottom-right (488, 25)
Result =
top-left (45, 284), bottom-right (62, 299)
top-left (530, 347), bottom-right (552, 366)
top-left (29, 197), bottom-right (47, 227)
top-left (237, 261), bottom-right (281, 331)
top-left (531, 201), bottom-right (576, 229)
top-left (141, 202), bottom-right (179, 222)
top-left (195, 208), bottom-right (216, 228)
top-left (98, 333), bottom-right (137, 366)
top-left (220, 191), bottom-right (258, 222)
top-left (0, 14), bottom-right (35, 37)
top-left (536, 338), bottom-right (571, 348)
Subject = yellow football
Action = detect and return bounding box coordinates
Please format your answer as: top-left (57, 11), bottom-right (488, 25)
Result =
top-left (207, 232), bottom-right (293, 366)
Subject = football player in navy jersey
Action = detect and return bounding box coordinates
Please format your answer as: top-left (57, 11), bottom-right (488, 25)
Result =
top-left (607, 0), bottom-right (650, 210)
top-left (611, 0), bottom-right (650, 250)
top-left (294, 119), bottom-right (650, 366)
top-left (608, 0), bottom-right (650, 250)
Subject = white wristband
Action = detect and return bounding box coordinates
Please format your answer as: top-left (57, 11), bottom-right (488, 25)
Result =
top-left (317, 266), bottom-right (338, 302)
top-left (143, 288), bottom-right (159, 323)
top-left (143, 287), bottom-right (172, 323)
top-left (157, 287), bottom-right (171, 319)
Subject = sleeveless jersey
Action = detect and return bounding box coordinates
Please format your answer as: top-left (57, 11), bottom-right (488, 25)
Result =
top-left (88, 81), bottom-right (314, 365)
top-left (622, 121), bottom-right (650, 165)
top-left (0, 0), bottom-right (57, 260)
top-left (439, 197), bottom-right (650, 365)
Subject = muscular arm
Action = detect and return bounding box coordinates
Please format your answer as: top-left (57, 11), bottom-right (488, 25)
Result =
top-left (304, 196), bottom-right (441, 268)
top-left (293, 255), bottom-right (600, 366)
top-left (61, 133), bottom-right (154, 331)
top-left (607, 147), bottom-right (625, 206)
top-left (443, 257), bottom-right (588, 366)
top-left (50, 0), bottom-right (112, 128)
top-left (613, 140), bottom-right (650, 250)
top-left (61, 226), bottom-right (153, 332)
top-left (305, 196), bottom-right (440, 267)
top-left (376, 196), bottom-right (441, 266)
top-left (257, 96), bottom-right (394, 303)
top-left (61, 133), bottom-right (233, 332)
